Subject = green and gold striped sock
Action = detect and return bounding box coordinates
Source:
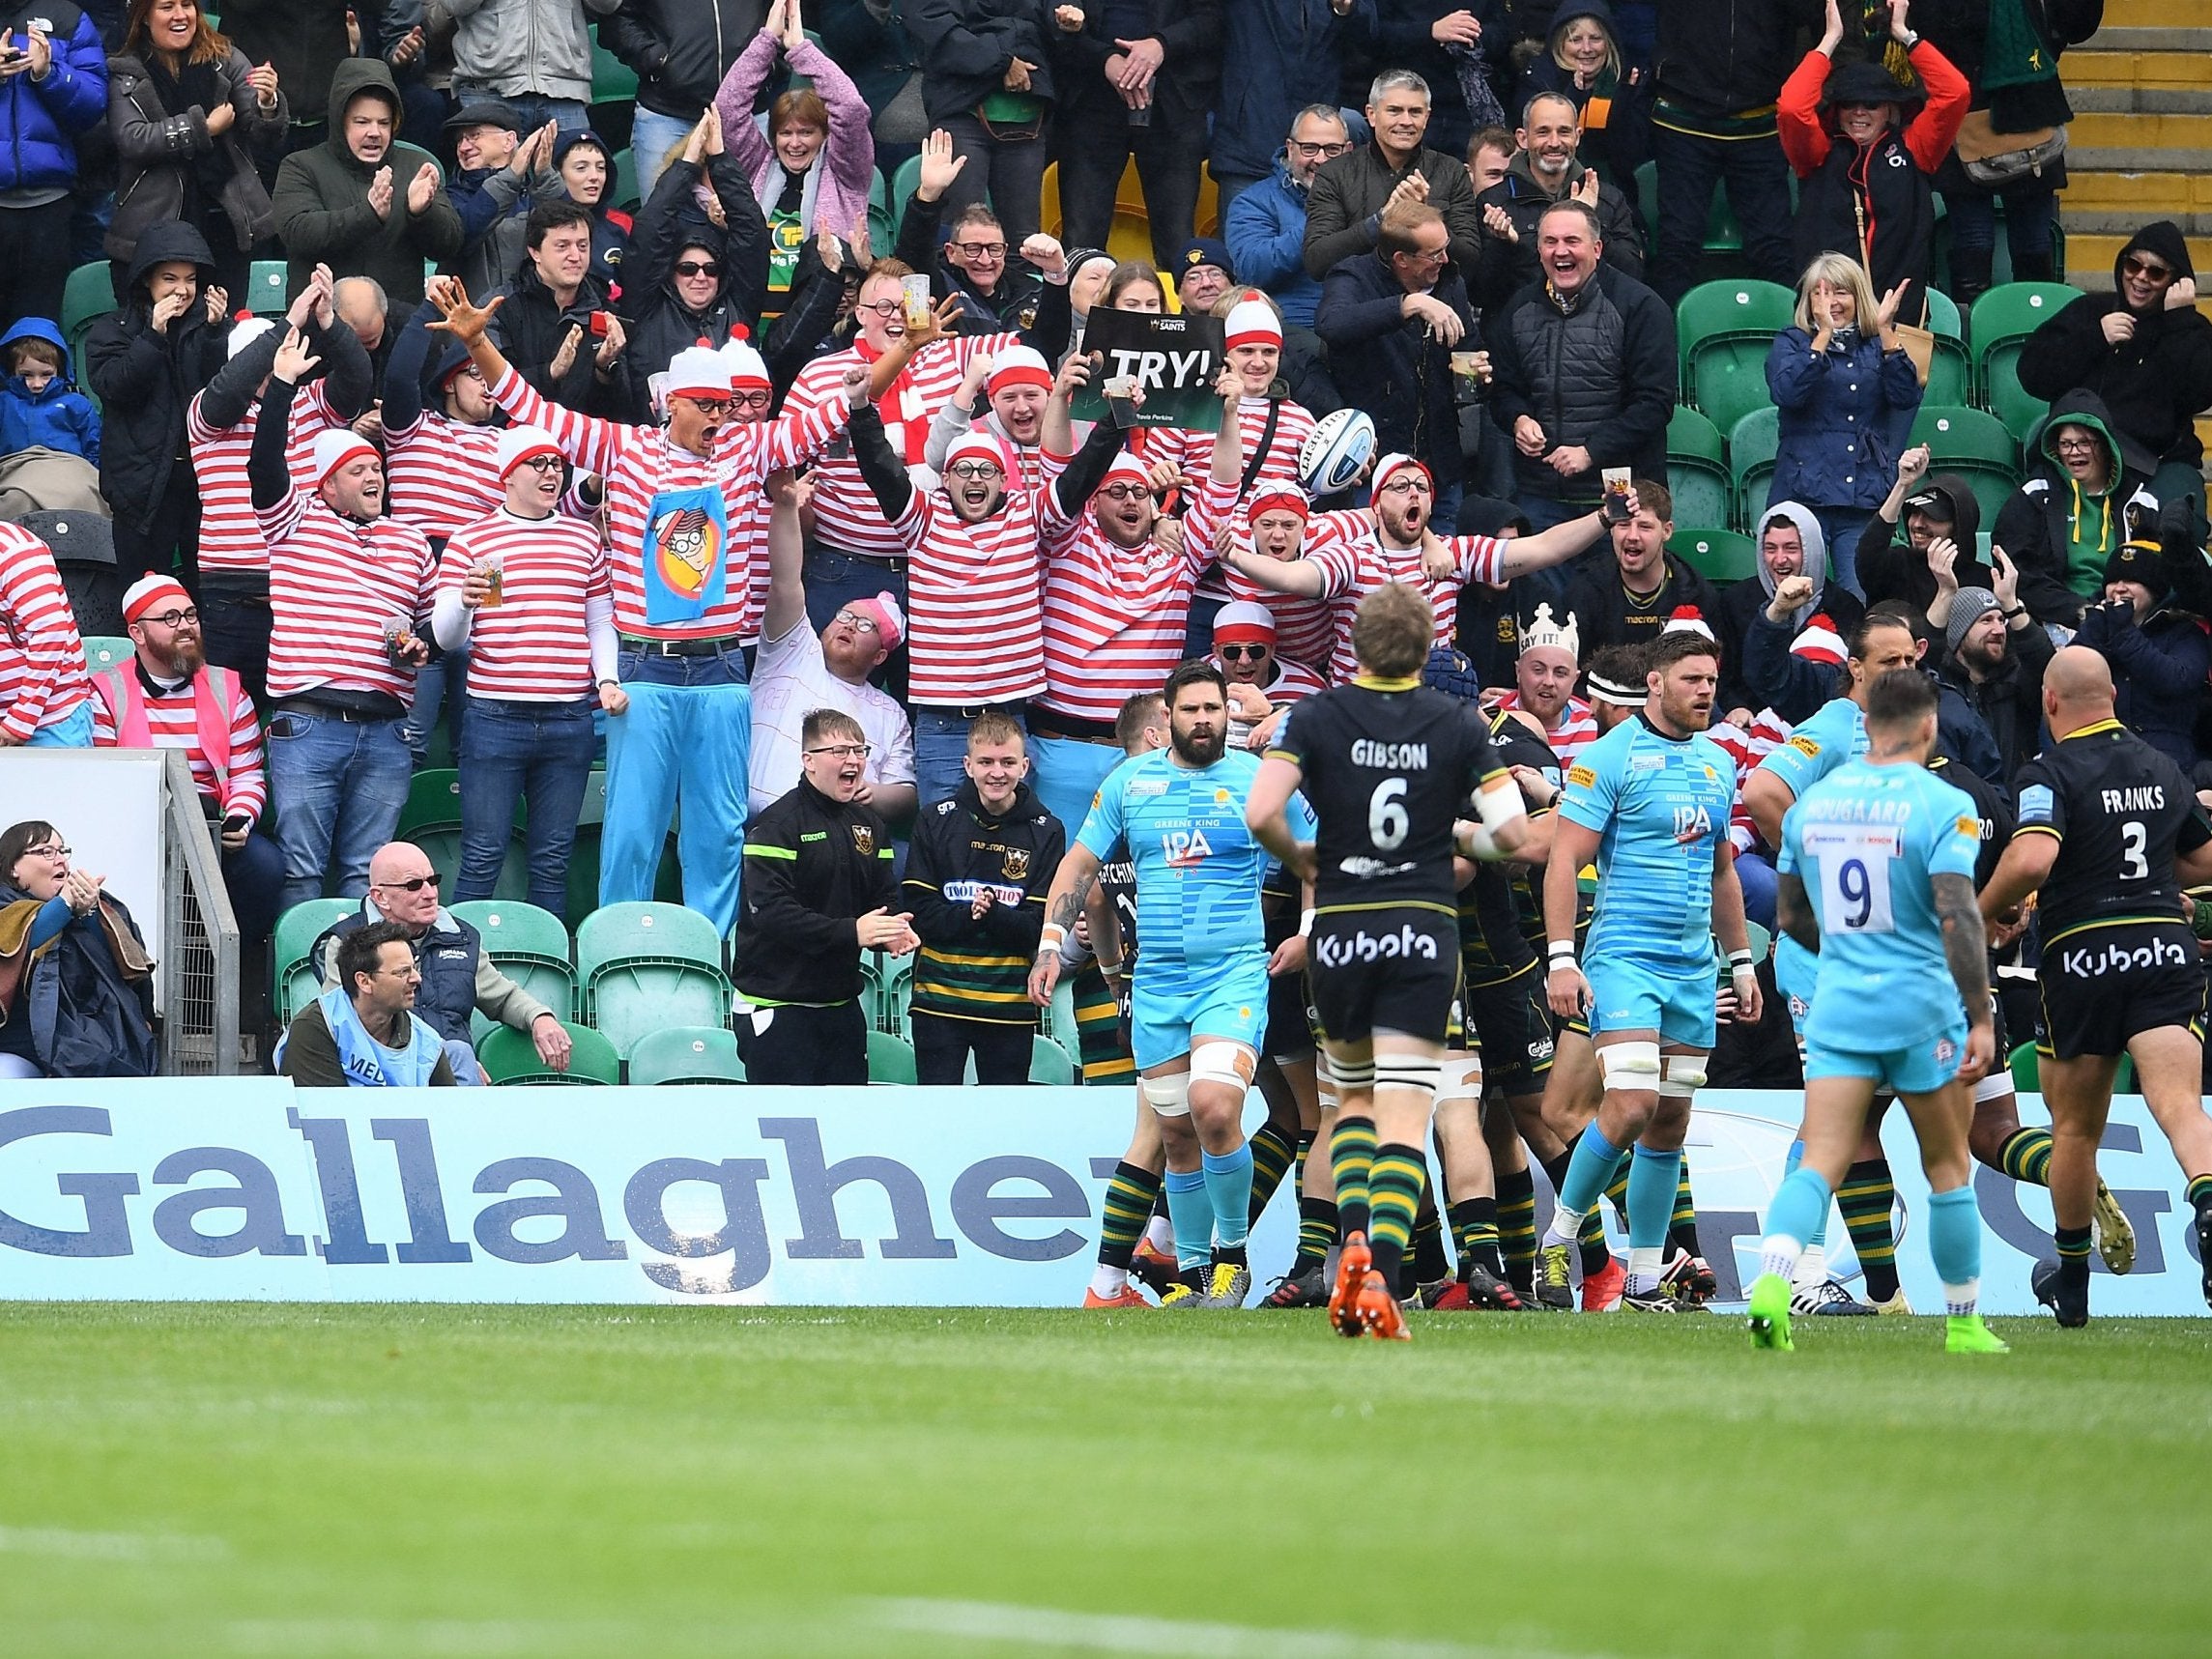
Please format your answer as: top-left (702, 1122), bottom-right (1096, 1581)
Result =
top-left (1999, 1127), bottom-right (2054, 1187)
top-left (1603, 1158), bottom-right (1631, 1232)
top-left (1497, 1166), bottom-right (1537, 1290)
top-left (1331, 1116), bottom-right (1377, 1240)
top-left (2189, 1174), bottom-right (2212, 1221)
top-left (1449, 1196), bottom-right (1503, 1277)
top-left (1410, 1202), bottom-right (1450, 1295)
top-left (1367, 1143), bottom-right (1426, 1288)
top-left (1246, 1120), bottom-right (1298, 1225)
top-left (1667, 1158), bottom-right (1700, 1258)
top-left (1839, 1158), bottom-right (1900, 1302)
top-left (2054, 1221), bottom-right (2093, 1263)
top-left (1097, 1160), bottom-right (1160, 1269)
top-left (1295, 1196), bottom-right (1336, 1273)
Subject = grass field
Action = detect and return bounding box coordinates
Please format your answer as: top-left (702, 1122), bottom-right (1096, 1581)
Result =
top-left (4, 1303), bottom-right (2210, 1658)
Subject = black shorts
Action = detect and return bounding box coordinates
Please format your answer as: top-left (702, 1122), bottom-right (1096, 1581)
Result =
top-left (1262, 903), bottom-right (1315, 1061)
top-left (2038, 922), bottom-right (2207, 1061)
top-left (1309, 906), bottom-right (1460, 1047)
top-left (1462, 966), bottom-right (1557, 1097)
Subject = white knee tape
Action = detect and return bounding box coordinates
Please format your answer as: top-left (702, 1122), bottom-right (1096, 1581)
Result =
top-left (1658, 1054), bottom-right (1708, 1099)
top-left (1437, 1054), bottom-right (1484, 1104)
top-left (1190, 1043), bottom-right (1252, 1106)
top-left (1972, 1070), bottom-right (2012, 1105)
top-left (1374, 1057), bottom-right (1442, 1108)
top-left (1328, 1054), bottom-right (1376, 1093)
top-left (1597, 1040), bottom-right (1662, 1091)
top-left (1141, 1075), bottom-right (1192, 1118)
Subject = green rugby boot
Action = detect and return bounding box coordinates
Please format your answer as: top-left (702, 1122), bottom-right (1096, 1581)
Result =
top-left (1746, 1271), bottom-right (1795, 1352)
top-left (1944, 1314), bottom-right (2011, 1355)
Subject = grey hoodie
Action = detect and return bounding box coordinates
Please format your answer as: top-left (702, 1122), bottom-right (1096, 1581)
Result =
top-left (1753, 500), bottom-right (1827, 632)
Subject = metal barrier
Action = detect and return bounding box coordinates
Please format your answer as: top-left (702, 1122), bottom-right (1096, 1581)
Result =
top-left (158, 749), bottom-right (242, 1074)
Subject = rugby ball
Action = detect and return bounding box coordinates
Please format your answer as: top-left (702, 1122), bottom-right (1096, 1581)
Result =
top-left (1299, 407), bottom-right (1376, 497)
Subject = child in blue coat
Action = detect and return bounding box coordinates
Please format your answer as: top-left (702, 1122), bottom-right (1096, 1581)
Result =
top-left (0, 319), bottom-right (100, 466)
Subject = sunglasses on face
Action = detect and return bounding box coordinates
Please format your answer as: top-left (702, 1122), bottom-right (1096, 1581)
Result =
top-left (1218, 643), bottom-right (1270, 660)
top-left (375, 873), bottom-right (439, 893)
top-left (2123, 256), bottom-right (2173, 282)
top-left (673, 260), bottom-right (722, 278)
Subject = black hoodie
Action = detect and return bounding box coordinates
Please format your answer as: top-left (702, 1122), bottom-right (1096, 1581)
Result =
top-left (2018, 221), bottom-right (2212, 469)
top-left (82, 221), bottom-right (230, 533)
top-left (616, 152), bottom-right (771, 422)
top-left (1857, 470), bottom-right (1993, 616)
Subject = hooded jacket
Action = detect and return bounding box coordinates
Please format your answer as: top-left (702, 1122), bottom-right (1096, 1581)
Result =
top-left (618, 152), bottom-right (771, 422)
top-left (1470, 150), bottom-right (1646, 315)
top-left (446, 0), bottom-right (618, 104)
top-left (270, 59), bottom-right (463, 304)
top-left (1765, 318), bottom-right (1924, 511)
top-left (2074, 582), bottom-right (2209, 772)
top-left (1856, 470), bottom-right (1992, 615)
top-left (552, 129), bottom-right (632, 294)
top-left (1996, 390), bottom-right (2158, 625)
top-left (82, 221), bottom-right (231, 533)
top-left (2019, 222), bottom-right (2212, 470)
top-left (105, 46), bottom-right (290, 264)
top-left (1721, 501), bottom-right (1867, 720)
top-left (1517, 2), bottom-right (1652, 192)
top-left (0, 320), bottom-right (99, 465)
top-left (0, 0), bottom-right (106, 192)
top-left (600, 0), bottom-right (765, 122)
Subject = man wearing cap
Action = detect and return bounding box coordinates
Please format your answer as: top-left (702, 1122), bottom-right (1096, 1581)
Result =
top-left (1492, 602), bottom-right (1597, 768)
top-left (430, 426), bottom-right (621, 914)
top-left (1173, 238), bottom-right (1235, 316)
top-left (926, 345), bottom-right (1057, 491)
top-left (1857, 446), bottom-right (1990, 623)
top-left (427, 277), bottom-right (873, 934)
top-left (2072, 537), bottom-right (2209, 772)
top-left (750, 471), bottom-right (916, 818)
top-left (445, 102), bottom-right (555, 300)
top-left (91, 575), bottom-right (280, 943)
top-left (1224, 104), bottom-right (1351, 330)
top-left (1935, 549), bottom-right (2052, 785)
top-left (250, 326), bottom-right (437, 910)
top-left (189, 269), bottom-right (375, 711)
top-left (0, 518), bottom-right (93, 749)
top-left (1210, 600), bottom-right (1325, 750)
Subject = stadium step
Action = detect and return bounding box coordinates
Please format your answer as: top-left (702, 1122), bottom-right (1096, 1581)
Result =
top-left (2068, 112), bottom-right (2212, 172)
top-left (2065, 43), bottom-right (2212, 116)
top-left (2060, 231), bottom-right (2212, 294)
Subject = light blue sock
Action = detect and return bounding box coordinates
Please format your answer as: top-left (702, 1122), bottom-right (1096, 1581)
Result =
top-left (1761, 1166), bottom-right (1833, 1278)
top-left (1557, 1121), bottom-right (1623, 1216)
top-left (1786, 1138), bottom-right (1832, 1250)
top-left (1928, 1184), bottom-right (1982, 1308)
top-left (1163, 1168), bottom-right (1212, 1272)
top-left (1200, 1142), bottom-right (1254, 1250)
top-left (1627, 1143), bottom-right (1681, 1251)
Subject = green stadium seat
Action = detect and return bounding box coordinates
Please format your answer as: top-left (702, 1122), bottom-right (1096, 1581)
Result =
top-left (247, 259), bottom-right (287, 314)
top-left (61, 261), bottom-right (114, 340)
top-left (1920, 287), bottom-right (1972, 408)
top-left (397, 768), bottom-right (463, 837)
top-left (449, 900), bottom-right (576, 1022)
top-left (1679, 279), bottom-right (1795, 435)
top-left (1670, 529), bottom-right (1760, 585)
top-left (396, 769), bottom-right (529, 901)
top-left (1029, 1033), bottom-right (1074, 1085)
top-left (576, 901), bottom-right (731, 1060)
top-left (862, 948), bottom-right (915, 1034)
top-left (867, 165), bottom-right (895, 257)
top-left (628, 1024), bottom-right (747, 1086)
top-left (1728, 406), bottom-right (1780, 531)
top-left (1666, 406), bottom-right (1734, 534)
top-left (272, 898), bottom-right (357, 1024)
top-left (1909, 406), bottom-right (2021, 528)
top-left (612, 146), bottom-right (639, 212)
top-left (867, 1028), bottom-right (917, 1084)
top-left (1635, 161), bottom-right (1751, 260)
top-left (1744, 920), bottom-right (1772, 962)
top-left (481, 1020), bottom-right (619, 1085)
top-left (890, 153), bottom-right (923, 240)
top-left (589, 34), bottom-right (638, 104)
top-left (82, 635), bottom-right (132, 673)
top-left (1968, 282), bottom-right (2077, 428)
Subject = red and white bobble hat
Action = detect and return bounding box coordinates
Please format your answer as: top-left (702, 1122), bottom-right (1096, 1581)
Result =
top-left (1790, 612), bottom-right (1848, 669)
top-left (123, 573), bottom-right (193, 626)
top-left (1223, 297), bottom-right (1282, 352)
top-left (984, 345), bottom-right (1053, 398)
top-left (943, 429), bottom-right (1017, 478)
top-left (663, 345), bottom-right (734, 401)
top-left (1098, 452), bottom-right (1154, 496)
top-left (310, 428), bottom-right (379, 486)
top-left (1212, 600), bottom-right (1278, 647)
top-left (495, 424), bottom-right (563, 481)
top-left (1246, 483), bottom-right (1310, 524)
top-left (718, 337), bottom-right (771, 392)
top-left (1371, 452), bottom-right (1432, 495)
top-left (1660, 605), bottom-right (1714, 641)
top-left (227, 316), bottom-right (276, 359)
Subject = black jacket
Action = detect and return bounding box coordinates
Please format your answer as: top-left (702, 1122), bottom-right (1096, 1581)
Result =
top-left (2074, 597), bottom-right (2210, 773)
top-left (489, 258), bottom-right (633, 418)
top-left (198, 299), bottom-right (373, 445)
top-left (1485, 263), bottom-right (1675, 502)
top-left (618, 153), bottom-right (771, 420)
top-left (221, 0), bottom-right (354, 127)
top-left (1652, 0), bottom-right (1820, 121)
top-left (600, 0), bottom-right (768, 120)
top-left (1303, 136), bottom-right (1484, 283)
top-left (1561, 548), bottom-right (1724, 663)
top-left (1935, 615), bottom-right (2054, 786)
top-left (2018, 222), bottom-right (2212, 470)
top-left (730, 780), bottom-right (900, 1006)
top-left (1470, 154), bottom-right (1645, 316)
top-left (906, 0), bottom-right (1060, 124)
top-left (1856, 471), bottom-right (1991, 616)
top-left (1313, 249), bottom-right (1475, 492)
top-left (1355, 1), bottom-right (1508, 163)
top-left (1048, 0), bottom-right (1221, 126)
top-left (0, 889), bottom-right (158, 1079)
top-left (83, 220), bottom-right (229, 532)
top-left (1916, 0), bottom-right (2103, 199)
top-left (1995, 389), bottom-right (2158, 627)
top-left (903, 779), bottom-right (1064, 1025)
top-left (1721, 578), bottom-right (1864, 723)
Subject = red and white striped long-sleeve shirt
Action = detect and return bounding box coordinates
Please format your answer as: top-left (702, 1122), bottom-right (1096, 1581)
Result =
top-left (1493, 691), bottom-right (1598, 768)
top-left (89, 665), bottom-right (268, 823)
top-left (1709, 708), bottom-right (1791, 856)
top-left (491, 366), bottom-right (847, 644)
top-left (257, 488), bottom-right (437, 703)
top-left (432, 509), bottom-right (617, 701)
top-left (385, 413), bottom-right (507, 543)
top-left (892, 482), bottom-right (1070, 707)
top-left (187, 383), bottom-right (352, 577)
top-left (786, 331), bottom-right (1015, 558)
top-left (1306, 515), bottom-right (1508, 684)
top-left (0, 523), bottom-right (89, 741)
top-left (1158, 398), bottom-right (1318, 605)
top-left (1038, 477), bottom-right (1221, 723)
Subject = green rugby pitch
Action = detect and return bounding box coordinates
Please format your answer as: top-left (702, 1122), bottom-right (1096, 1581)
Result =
top-left (4, 1303), bottom-right (2208, 1657)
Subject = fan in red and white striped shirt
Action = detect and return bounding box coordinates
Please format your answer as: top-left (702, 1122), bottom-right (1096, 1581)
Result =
top-left (385, 376), bottom-right (507, 544)
top-left (1491, 601), bottom-right (1596, 765)
top-left (88, 581), bottom-right (268, 825)
top-left (0, 522), bottom-right (90, 743)
top-left (1219, 484), bottom-right (1340, 674)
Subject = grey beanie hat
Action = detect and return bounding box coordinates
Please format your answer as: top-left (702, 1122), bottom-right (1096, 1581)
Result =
top-left (1945, 586), bottom-right (2002, 657)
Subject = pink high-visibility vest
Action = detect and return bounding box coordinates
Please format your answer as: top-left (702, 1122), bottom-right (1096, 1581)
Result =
top-left (95, 663), bottom-right (240, 792)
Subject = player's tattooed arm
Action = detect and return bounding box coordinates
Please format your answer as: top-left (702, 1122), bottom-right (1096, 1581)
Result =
top-left (1774, 871), bottom-right (1822, 954)
top-left (1934, 872), bottom-right (1992, 1014)
top-left (1048, 868), bottom-right (1097, 938)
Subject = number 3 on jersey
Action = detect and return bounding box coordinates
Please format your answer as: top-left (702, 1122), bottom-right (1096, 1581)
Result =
top-left (1806, 824), bottom-right (1897, 934)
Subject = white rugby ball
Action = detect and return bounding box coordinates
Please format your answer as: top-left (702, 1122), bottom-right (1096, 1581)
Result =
top-left (1299, 407), bottom-right (1376, 497)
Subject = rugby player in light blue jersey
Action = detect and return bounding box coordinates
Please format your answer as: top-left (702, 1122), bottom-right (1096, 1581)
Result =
top-left (1030, 661), bottom-right (1313, 1309)
top-left (1537, 629), bottom-right (1757, 1312)
top-left (1751, 668), bottom-right (2008, 1355)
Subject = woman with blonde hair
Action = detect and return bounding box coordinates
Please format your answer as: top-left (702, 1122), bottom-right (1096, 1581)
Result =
top-left (1764, 250), bottom-right (1922, 595)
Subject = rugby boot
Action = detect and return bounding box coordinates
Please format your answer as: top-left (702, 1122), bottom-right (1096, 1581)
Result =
top-left (1532, 1241), bottom-right (1575, 1309)
top-left (1257, 1265), bottom-right (1327, 1308)
top-left (1351, 1270), bottom-right (1411, 1340)
top-left (1580, 1255), bottom-right (1626, 1312)
top-left (2031, 1259), bottom-right (2089, 1329)
top-left (1792, 1279), bottom-right (1876, 1316)
top-left (1328, 1230), bottom-right (1374, 1337)
top-left (2091, 1179), bottom-right (2136, 1274)
top-left (1746, 1271), bottom-right (1795, 1351)
top-left (1081, 1284), bottom-right (1151, 1310)
top-left (1659, 1248), bottom-right (1718, 1303)
top-left (1130, 1239), bottom-right (1180, 1296)
top-left (1944, 1314), bottom-right (2011, 1355)
top-left (1207, 1261), bottom-right (1252, 1308)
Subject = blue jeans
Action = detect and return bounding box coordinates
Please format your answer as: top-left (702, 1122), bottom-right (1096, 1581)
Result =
top-left (1028, 733), bottom-right (1124, 843)
top-left (1650, 123), bottom-right (1797, 304)
top-left (445, 1037), bottom-right (486, 1086)
top-left (630, 106), bottom-right (699, 204)
top-left (605, 647), bottom-right (751, 936)
top-left (403, 647), bottom-right (468, 763)
top-left (1734, 849), bottom-right (1778, 933)
top-left (267, 709), bottom-right (413, 911)
top-left (1516, 493), bottom-right (1597, 533)
top-left (911, 703), bottom-right (1026, 814)
top-left (1943, 186), bottom-right (2056, 275)
top-left (453, 88), bottom-right (588, 136)
top-left (26, 702), bottom-right (93, 746)
top-left (222, 828), bottom-right (285, 943)
top-left (457, 696), bottom-right (598, 914)
top-left (1810, 507), bottom-right (1875, 599)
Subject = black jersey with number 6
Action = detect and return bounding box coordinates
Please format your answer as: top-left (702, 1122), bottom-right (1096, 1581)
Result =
top-left (1271, 682), bottom-right (1508, 917)
top-left (2010, 720), bottom-right (2211, 943)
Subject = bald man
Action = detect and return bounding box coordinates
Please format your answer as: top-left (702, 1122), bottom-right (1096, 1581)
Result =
top-left (1981, 646), bottom-right (2212, 1325)
top-left (310, 841), bottom-right (569, 1084)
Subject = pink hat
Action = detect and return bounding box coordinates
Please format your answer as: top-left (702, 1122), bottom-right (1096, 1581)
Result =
top-left (122, 573), bottom-right (192, 626)
top-left (1223, 297), bottom-right (1281, 352)
top-left (847, 590), bottom-right (905, 650)
top-left (310, 429), bottom-right (378, 486)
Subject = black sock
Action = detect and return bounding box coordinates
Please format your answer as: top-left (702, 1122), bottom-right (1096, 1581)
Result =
top-left (2054, 1222), bottom-right (2092, 1287)
top-left (1213, 1242), bottom-right (1248, 1269)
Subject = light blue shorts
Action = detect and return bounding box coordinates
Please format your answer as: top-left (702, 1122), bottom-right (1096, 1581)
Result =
top-left (1802, 1019), bottom-right (1968, 1098)
top-left (1587, 956), bottom-right (1716, 1050)
top-left (1130, 952), bottom-right (1271, 1072)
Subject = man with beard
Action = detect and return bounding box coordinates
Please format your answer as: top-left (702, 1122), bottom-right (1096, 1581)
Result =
top-left (1491, 602), bottom-right (1596, 768)
top-left (1934, 557), bottom-right (2051, 786)
top-left (924, 346), bottom-right (1058, 492)
top-left (90, 574), bottom-right (280, 949)
top-left (1560, 479), bottom-right (1722, 659)
top-left (1470, 91), bottom-right (1645, 314)
top-left (1537, 629), bottom-right (1757, 1312)
top-left (1032, 661), bottom-right (1312, 1308)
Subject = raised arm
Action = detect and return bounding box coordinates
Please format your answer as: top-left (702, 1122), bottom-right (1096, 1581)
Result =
top-left (426, 276), bottom-right (623, 475)
top-left (761, 469), bottom-right (812, 642)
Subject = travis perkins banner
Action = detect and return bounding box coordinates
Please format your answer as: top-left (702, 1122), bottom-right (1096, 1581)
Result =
top-left (1070, 308), bottom-right (1225, 433)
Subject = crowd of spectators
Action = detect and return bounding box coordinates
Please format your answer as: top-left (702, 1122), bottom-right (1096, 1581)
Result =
top-left (1, 0), bottom-right (2211, 1085)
